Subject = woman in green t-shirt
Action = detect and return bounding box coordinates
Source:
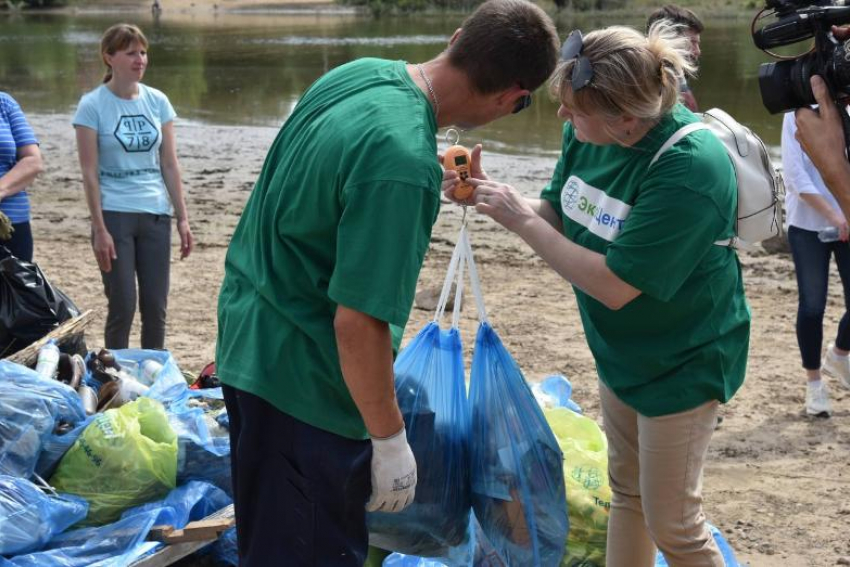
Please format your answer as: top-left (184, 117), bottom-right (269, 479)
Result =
top-left (444, 23), bottom-right (750, 567)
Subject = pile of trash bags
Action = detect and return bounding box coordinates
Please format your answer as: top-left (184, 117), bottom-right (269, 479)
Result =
top-left (0, 348), bottom-right (237, 566)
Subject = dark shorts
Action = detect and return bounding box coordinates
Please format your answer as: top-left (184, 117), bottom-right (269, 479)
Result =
top-left (223, 385), bottom-right (373, 567)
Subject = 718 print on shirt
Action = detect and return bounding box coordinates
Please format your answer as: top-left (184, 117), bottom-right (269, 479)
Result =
top-left (114, 115), bottom-right (158, 153)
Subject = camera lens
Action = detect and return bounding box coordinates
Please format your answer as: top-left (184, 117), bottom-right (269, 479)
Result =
top-left (758, 55), bottom-right (816, 114)
top-left (828, 40), bottom-right (850, 99)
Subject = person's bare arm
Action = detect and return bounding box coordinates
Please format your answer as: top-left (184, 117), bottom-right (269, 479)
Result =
top-left (469, 178), bottom-right (641, 310)
top-left (76, 125), bottom-right (116, 272)
top-left (0, 144), bottom-right (43, 200)
top-left (334, 304), bottom-right (403, 437)
top-left (160, 122), bottom-right (194, 259)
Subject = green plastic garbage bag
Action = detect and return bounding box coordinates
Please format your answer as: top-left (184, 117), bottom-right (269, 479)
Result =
top-left (544, 408), bottom-right (611, 567)
top-left (50, 397), bottom-right (178, 526)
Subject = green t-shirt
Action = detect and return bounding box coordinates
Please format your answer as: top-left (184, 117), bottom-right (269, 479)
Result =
top-left (216, 58), bottom-right (442, 440)
top-left (540, 105), bottom-right (751, 417)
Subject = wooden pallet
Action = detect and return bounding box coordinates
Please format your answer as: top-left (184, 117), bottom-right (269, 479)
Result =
top-left (130, 504), bottom-right (235, 567)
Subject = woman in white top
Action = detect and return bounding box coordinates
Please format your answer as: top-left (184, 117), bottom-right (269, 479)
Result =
top-left (781, 110), bottom-right (850, 417)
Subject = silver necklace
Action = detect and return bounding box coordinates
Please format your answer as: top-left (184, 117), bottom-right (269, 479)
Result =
top-left (416, 63), bottom-right (439, 119)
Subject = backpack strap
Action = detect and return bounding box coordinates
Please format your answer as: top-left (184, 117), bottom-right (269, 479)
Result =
top-left (648, 121), bottom-right (751, 250)
top-left (649, 122), bottom-right (710, 167)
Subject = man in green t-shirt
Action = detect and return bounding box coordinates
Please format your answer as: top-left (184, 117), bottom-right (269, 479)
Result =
top-left (216, 1), bottom-right (559, 564)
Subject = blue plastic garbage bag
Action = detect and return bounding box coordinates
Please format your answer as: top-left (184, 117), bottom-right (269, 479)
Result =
top-left (0, 391), bottom-right (54, 479)
top-left (111, 350), bottom-right (232, 496)
top-left (0, 361), bottom-right (86, 478)
top-left (531, 375), bottom-right (582, 414)
top-left (121, 480), bottom-right (231, 529)
top-left (1, 481), bottom-right (231, 567)
top-left (655, 523), bottom-right (740, 567)
top-left (35, 416), bottom-right (94, 479)
top-left (0, 475), bottom-right (88, 556)
top-left (469, 322), bottom-right (568, 567)
top-left (0, 360), bottom-right (85, 423)
top-left (210, 527), bottom-right (237, 566)
top-left (177, 435), bottom-right (232, 498)
top-left (383, 553), bottom-right (452, 567)
top-left (368, 229), bottom-right (472, 560)
top-left (110, 349), bottom-right (187, 403)
top-left (367, 321), bottom-right (472, 558)
top-left (0, 506), bottom-right (161, 567)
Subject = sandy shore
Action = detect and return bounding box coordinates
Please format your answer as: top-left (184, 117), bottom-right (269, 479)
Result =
top-left (23, 112), bottom-right (850, 567)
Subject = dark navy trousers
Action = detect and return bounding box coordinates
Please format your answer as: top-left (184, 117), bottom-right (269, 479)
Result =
top-left (4, 221), bottom-right (33, 262)
top-left (223, 385), bottom-right (373, 567)
top-left (788, 225), bottom-right (850, 369)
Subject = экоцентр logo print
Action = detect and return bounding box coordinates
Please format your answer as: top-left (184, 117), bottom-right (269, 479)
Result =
top-left (561, 176), bottom-right (631, 242)
top-left (114, 115), bottom-right (158, 153)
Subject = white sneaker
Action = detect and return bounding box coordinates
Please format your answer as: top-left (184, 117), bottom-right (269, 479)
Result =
top-left (806, 381), bottom-right (832, 417)
top-left (822, 344), bottom-right (850, 390)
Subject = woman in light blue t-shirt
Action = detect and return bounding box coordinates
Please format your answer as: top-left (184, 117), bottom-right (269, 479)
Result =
top-left (74, 23), bottom-right (193, 350)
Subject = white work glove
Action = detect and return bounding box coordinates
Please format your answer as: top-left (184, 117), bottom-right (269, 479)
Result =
top-left (365, 426), bottom-right (417, 513)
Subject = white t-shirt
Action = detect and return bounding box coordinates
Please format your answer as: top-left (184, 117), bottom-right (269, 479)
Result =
top-left (781, 110), bottom-right (844, 231)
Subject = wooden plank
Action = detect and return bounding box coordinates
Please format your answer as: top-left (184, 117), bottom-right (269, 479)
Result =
top-left (149, 517), bottom-right (235, 544)
top-left (4, 309), bottom-right (95, 366)
top-left (130, 504), bottom-right (235, 567)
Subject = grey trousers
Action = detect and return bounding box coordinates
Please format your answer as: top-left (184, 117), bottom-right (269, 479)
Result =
top-left (99, 211), bottom-right (171, 350)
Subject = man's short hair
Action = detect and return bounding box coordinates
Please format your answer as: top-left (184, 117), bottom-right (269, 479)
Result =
top-left (447, 0), bottom-right (559, 95)
top-left (646, 4), bottom-right (704, 34)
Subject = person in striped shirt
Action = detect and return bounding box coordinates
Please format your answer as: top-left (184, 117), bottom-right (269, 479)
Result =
top-left (0, 92), bottom-right (44, 262)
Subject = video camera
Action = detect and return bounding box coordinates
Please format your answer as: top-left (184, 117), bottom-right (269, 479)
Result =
top-left (753, 0), bottom-right (850, 114)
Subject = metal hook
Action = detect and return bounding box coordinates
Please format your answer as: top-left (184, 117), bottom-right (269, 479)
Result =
top-left (445, 128), bottom-right (460, 146)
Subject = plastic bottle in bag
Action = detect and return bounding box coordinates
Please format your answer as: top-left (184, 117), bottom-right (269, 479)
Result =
top-left (35, 340), bottom-right (60, 380)
top-left (818, 227), bottom-right (841, 242)
top-left (138, 360), bottom-right (164, 386)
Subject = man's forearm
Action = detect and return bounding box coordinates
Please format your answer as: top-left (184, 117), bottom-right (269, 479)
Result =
top-left (335, 304), bottom-right (403, 438)
top-left (819, 160), bottom-right (850, 220)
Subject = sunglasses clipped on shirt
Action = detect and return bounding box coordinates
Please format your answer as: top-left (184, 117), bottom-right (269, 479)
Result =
top-left (562, 29), bottom-right (594, 92)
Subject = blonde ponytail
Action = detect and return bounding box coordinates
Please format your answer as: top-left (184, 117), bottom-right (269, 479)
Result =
top-left (550, 22), bottom-right (696, 123)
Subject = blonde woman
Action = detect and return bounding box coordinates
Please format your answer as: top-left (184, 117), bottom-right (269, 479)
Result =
top-left (444, 24), bottom-right (750, 567)
top-left (74, 23), bottom-right (193, 349)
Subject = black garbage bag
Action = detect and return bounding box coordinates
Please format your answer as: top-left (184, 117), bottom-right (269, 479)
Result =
top-left (0, 248), bottom-right (80, 357)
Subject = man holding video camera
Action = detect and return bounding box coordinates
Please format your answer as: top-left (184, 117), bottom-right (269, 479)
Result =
top-left (794, 27), bottom-right (850, 219)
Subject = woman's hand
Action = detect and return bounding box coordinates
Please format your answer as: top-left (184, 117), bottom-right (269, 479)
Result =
top-left (826, 210), bottom-right (850, 241)
top-left (92, 227), bottom-right (117, 273)
top-left (440, 144), bottom-right (488, 205)
top-left (177, 218), bottom-right (194, 260)
top-left (468, 178), bottom-right (538, 234)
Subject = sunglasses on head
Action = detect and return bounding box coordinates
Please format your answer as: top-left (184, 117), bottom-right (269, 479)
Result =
top-left (562, 30), bottom-right (593, 92)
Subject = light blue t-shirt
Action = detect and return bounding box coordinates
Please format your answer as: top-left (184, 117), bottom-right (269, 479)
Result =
top-left (73, 84), bottom-right (176, 215)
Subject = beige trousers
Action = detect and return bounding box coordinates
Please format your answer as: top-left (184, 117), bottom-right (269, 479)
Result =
top-left (599, 380), bottom-right (724, 567)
